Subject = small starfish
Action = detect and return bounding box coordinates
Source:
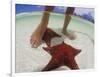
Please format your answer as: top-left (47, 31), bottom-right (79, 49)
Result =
top-left (42, 28), bottom-right (61, 46)
top-left (42, 42), bottom-right (81, 71)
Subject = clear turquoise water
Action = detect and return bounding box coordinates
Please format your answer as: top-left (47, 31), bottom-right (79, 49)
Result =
top-left (16, 12), bottom-right (94, 39)
top-left (15, 12), bottom-right (94, 73)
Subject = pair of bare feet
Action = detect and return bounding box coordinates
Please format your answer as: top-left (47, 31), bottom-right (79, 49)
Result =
top-left (30, 23), bottom-right (76, 48)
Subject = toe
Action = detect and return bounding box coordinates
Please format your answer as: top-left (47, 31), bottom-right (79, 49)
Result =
top-left (31, 41), bottom-right (40, 48)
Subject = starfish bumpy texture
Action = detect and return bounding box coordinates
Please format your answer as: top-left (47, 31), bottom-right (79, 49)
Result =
top-left (42, 42), bottom-right (81, 71)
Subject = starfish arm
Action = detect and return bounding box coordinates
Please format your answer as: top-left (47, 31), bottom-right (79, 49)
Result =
top-left (43, 47), bottom-right (52, 55)
top-left (52, 32), bottom-right (61, 37)
top-left (42, 58), bottom-right (60, 71)
top-left (47, 28), bottom-right (61, 37)
top-left (70, 60), bottom-right (79, 69)
top-left (45, 39), bottom-right (51, 46)
top-left (74, 49), bottom-right (81, 56)
top-left (64, 58), bottom-right (79, 70)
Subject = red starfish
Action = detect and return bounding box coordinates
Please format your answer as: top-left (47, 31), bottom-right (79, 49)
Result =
top-left (42, 28), bottom-right (61, 46)
top-left (42, 42), bottom-right (81, 71)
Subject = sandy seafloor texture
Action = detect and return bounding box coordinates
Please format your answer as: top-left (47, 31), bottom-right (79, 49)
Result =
top-left (15, 12), bottom-right (94, 73)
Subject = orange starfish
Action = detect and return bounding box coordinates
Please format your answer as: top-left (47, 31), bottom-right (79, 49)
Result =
top-left (42, 28), bottom-right (61, 46)
top-left (42, 42), bottom-right (81, 71)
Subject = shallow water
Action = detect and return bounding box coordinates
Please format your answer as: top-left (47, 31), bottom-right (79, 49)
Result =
top-left (15, 12), bottom-right (94, 73)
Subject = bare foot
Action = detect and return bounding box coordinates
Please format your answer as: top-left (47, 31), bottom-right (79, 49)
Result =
top-left (62, 30), bottom-right (76, 40)
top-left (30, 23), bottom-right (47, 48)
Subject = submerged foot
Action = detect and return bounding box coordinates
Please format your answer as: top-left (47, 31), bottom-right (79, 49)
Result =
top-left (30, 23), bottom-right (47, 48)
top-left (62, 30), bottom-right (76, 40)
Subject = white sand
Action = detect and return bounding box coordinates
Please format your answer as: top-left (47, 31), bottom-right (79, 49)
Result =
top-left (16, 29), bottom-right (94, 73)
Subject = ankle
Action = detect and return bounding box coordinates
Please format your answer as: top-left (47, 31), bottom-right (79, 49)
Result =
top-left (62, 29), bottom-right (67, 32)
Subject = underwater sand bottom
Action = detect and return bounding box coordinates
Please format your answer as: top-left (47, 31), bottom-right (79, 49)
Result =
top-left (15, 29), bottom-right (94, 73)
